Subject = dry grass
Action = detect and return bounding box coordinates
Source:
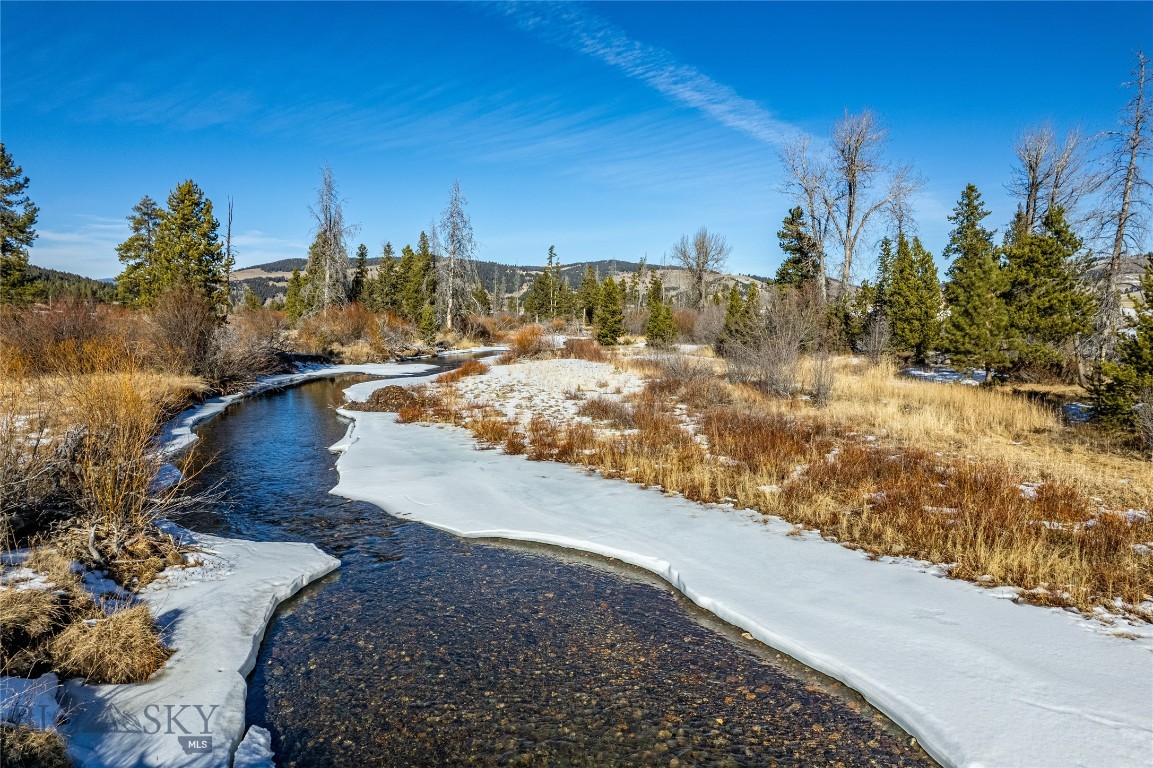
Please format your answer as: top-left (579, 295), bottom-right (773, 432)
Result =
top-left (48, 604), bottom-right (171, 684)
top-left (1, 338), bottom-right (201, 572)
top-left (434, 359), bottom-right (490, 384)
top-left (498, 324), bottom-right (552, 363)
top-left (404, 353), bottom-right (1153, 621)
top-left (559, 338), bottom-right (607, 362)
top-left (0, 725), bottom-right (73, 768)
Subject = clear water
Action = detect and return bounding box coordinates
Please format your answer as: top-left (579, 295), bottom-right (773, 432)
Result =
top-left (183, 373), bottom-right (935, 767)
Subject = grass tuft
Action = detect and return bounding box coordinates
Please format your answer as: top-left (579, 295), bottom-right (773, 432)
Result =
top-left (49, 604), bottom-right (171, 684)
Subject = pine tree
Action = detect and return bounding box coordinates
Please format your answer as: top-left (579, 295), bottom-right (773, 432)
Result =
top-left (719, 284), bottom-right (748, 354)
top-left (941, 184), bottom-right (1008, 379)
top-left (577, 264), bottom-right (600, 326)
top-left (148, 180), bottom-right (231, 309)
top-left (775, 207), bottom-right (821, 288)
top-left (369, 241), bottom-right (396, 312)
top-left (644, 277), bottom-right (676, 347)
top-left (742, 282), bottom-right (760, 329)
top-left (0, 144), bottom-right (38, 305)
top-left (115, 195), bottom-right (163, 305)
top-left (595, 276), bottom-right (625, 345)
top-left (285, 267), bottom-right (305, 322)
top-left (874, 237), bottom-right (895, 312)
top-left (1003, 206), bottom-right (1095, 369)
top-left (523, 248), bottom-right (560, 320)
top-left (887, 233), bottom-right (940, 364)
top-left (350, 243), bottom-right (369, 303)
top-left (1094, 254), bottom-right (1153, 431)
top-left (242, 285), bottom-right (263, 311)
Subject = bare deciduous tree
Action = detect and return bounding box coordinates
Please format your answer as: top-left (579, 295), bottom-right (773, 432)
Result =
top-left (779, 136), bottom-right (832, 302)
top-left (436, 179), bottom-right (480, 331)
top-left (824, 110), bottom-right (892, 292)
top-left (305, 165), bottom-right (355, 315)
top-left (1094, 52), bottom-right (1152, 356)
top-left (669, 227), bottom-right (731, 310)
top-left (1009, 125), bottom-right (1099, 235)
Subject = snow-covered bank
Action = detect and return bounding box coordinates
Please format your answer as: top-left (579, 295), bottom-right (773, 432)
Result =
top-left (331, 409), bottom-right (1153, 768)
top-left (59, 527), bottom-right (339, 767)
top-left (159, 362), bottom-right (437, 457)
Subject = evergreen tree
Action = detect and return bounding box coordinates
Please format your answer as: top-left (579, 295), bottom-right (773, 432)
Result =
top-left (419, 304), bottom-right (437, 343)
top-left (285, 267), bottom-right (305, 322)
top-left (0, 143), bottom-right (38, 305)
top-left (874, 237), bottom-right (895, 312)
top-left (115, 195), bottom-right (163, 305)
top-left (576, 264), bottom-right (600, 325)
top-left (940, 184), bottom-right (1008, 379)
top-left (369, 241), bottom-right (396, 312)
top-left (742, 282), bottom-right (761, 329)
top-left (887, 233), bottom-right (940, 364)
top-left (350, 243), bottom-right (369, 303)
top-left (148, 180), bottom-right (231, 309)
top-left (719, 284), bottom-right (748, 354)
top-left (595, 276), bottom-right (625, 345)
top-left (523, 248), bottom-right (560, 320)
top-left (1003, 206), bottom-right (1094, 369)
top-left (775, 207), bottom-right (821, 288)
top-left (1094, 254), bottom-right (1153, 431)
top-left (644, 277), bottom-right (676, 346)
top-left (242, 285), bottom-right (263, 311)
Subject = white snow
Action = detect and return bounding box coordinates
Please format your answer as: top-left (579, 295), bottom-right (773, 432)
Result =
top-left (233, 724), bottom-right (276, 768)
top-left (434, 357), bottom-right (644, 423)
top-left (1, 673), bottom-right (61, 730)
top-left (59, 526), bottom-right (338, 768)
top-left (331, 408), bottom-right (1153, 768)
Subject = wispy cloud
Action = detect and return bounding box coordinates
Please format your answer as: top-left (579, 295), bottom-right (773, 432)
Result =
top-left (230, 231), bottom-right (308, 269)
top-left (32, 216), bottom-right (127, 279)
top-left (495, 2), bottom-right (799, 147)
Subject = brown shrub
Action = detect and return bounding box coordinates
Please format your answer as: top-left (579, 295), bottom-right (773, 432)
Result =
top-left (674, 308), bottom-right (699, 341)
top-left (149, 286), bottom-right (221, 378)
top-left (350, 385), bottom-right (418, 413)
top-left (49, 604), bottom-right (171, 684)
top-left (0, 726), bottom-right (73, 768)
top-left (502, 324), bottom-right (552, 362)
top-left (577, 397), bottom-right (634, 428)
top-left (560, 338), bottom-right (606, 362)
top-left (435, 359), bottom-right (490, 384)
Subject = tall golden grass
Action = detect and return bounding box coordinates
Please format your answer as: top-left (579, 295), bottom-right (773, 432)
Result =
top-left (403, 354), bottom-right (1153, 620)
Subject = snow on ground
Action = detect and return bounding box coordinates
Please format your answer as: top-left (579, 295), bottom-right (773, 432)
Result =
top-left (1, 673), bottom-right (61, 730)
top-left (903, 366), bottom-right (986, 385)
top-left (435, 357), bottom-right (645, 423)
top-left (59, 526), bottom-right (338, 768)
top-left (333, 400), bottom-right (1153, 768)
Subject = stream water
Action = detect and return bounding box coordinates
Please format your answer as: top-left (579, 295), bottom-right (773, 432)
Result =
top-left (183, 370), bottom-right (935, 767)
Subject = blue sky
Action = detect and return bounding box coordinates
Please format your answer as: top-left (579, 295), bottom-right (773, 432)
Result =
top-left (2, 1), bottom-right (1150, 280)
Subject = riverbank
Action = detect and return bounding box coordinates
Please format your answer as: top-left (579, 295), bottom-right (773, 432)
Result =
top-left (3, 360), bottom-right (451, 767)
top-left (332, 355), bottom-right (1153, 768)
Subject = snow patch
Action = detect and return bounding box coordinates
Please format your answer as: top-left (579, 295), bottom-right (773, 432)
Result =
top-left (58, 526), bottom-right (338, 768)
top-left (331, 411), bottom-right (1153, 768)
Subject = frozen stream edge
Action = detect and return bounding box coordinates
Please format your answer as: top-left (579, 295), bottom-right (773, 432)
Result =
top-left (332, 390), bottom-right (1153, 768)
top-left (49, 363), bottom-right (438, 767)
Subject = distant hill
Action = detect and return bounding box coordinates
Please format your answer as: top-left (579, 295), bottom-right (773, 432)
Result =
top-left (26, 264), bottom-right (118, 303)
top-left (229, 253), bottom-right (778, 307)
